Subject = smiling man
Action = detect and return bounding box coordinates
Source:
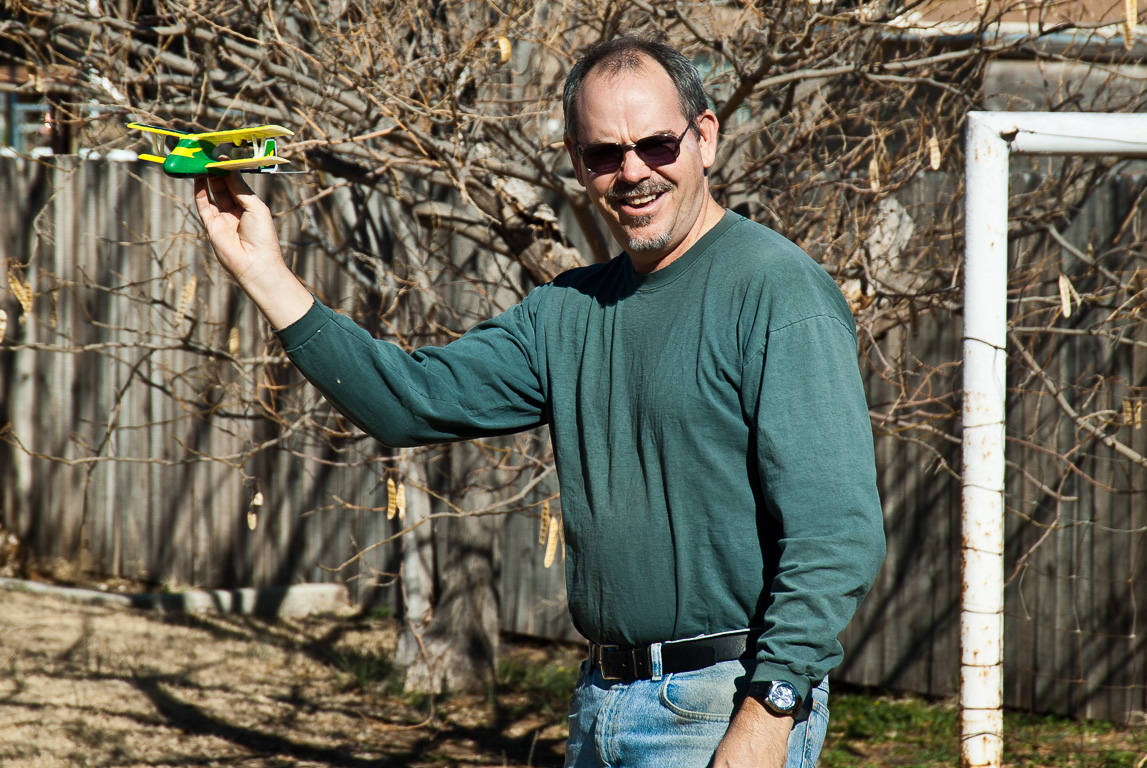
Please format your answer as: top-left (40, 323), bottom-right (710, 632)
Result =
top-left (195, 36), bottom-right (884, 768)
top-left (563, 47), bottom-right (723, 272)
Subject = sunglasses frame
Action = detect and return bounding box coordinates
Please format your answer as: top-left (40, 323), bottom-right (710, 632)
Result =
top-left (576, 125), bottom-right (693, 174)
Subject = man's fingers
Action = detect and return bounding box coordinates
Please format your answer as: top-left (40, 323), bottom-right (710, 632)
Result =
top-left (193, 178), bottom-right (216, 222)
top-left (206, 174), bottom-right (236, 212)
top-left (224, 169), bottom-right (256, 197)
top-left (223, 171), bottom-right (266, 214)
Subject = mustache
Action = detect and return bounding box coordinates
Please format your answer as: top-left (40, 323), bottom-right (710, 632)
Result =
top-left (606, 180), bottom-right (673, 203)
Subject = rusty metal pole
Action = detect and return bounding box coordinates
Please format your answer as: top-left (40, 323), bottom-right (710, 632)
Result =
top-left (961, 111), bottom-right (1147, 768)
top-left (961, 112), bottom-right (1008, 768)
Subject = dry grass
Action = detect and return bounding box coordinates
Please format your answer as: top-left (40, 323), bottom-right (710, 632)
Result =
top-left (6, 584), bottom-right (1141, 768)
top-left (0, 587), bottom-right (571, 767)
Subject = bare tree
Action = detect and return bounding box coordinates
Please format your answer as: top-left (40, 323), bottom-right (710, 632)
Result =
top-left (3, 0), bottom-right (1146, 697)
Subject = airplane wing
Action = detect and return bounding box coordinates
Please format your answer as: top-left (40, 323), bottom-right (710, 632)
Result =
top-left (194, 125), bottom-right (294, 144)
top-left (128, 122), bottom-right (191, 138)
top-left (205, 156), bottom-right (290, 171)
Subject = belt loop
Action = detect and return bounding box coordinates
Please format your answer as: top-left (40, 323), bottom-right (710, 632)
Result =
top-left (650, 642), bottom-right (663, 681)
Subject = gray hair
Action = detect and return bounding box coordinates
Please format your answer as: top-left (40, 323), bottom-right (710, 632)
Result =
top-left (562, 37), bottom-right (709, 142)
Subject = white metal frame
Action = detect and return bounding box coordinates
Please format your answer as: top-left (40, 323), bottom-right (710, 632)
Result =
top-left (961, 111), bottom-right (1147, 768)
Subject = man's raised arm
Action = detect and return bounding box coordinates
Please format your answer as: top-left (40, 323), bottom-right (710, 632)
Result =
top-left (193, 170), bottom-right (548, 449)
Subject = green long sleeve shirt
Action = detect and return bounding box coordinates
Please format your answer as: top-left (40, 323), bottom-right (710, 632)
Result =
top-left (276, 211), bottom-right (885, 702)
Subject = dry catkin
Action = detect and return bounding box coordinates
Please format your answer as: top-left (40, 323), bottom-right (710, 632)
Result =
top-left (538, 499), bottom-right (550, 547)
top-left (8, 273), bottom-right (33, 318)
top-left (386, 477), bottom-right (397, 520)
top-left (543, 515), bottom-right (559, 569)
top-left (175, 276), bottom-right (197, 325)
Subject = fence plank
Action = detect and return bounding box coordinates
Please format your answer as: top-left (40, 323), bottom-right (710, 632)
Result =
top-left (1, 157), bottom-right (1145, 721)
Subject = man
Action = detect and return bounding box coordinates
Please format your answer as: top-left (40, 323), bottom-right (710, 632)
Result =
top-left (195, 37), bottom-right (884, 768)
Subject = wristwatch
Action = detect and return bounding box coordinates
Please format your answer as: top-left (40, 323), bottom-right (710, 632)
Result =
top-left (759, 680), bottom-right (801, 716)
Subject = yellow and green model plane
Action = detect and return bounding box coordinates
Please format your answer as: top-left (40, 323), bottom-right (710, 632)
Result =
top-left (129, 122), bottom-right (295, 178)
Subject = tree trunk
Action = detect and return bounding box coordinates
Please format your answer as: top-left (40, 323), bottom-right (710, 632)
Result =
top-left (397, 440), bottom-right (502, 694)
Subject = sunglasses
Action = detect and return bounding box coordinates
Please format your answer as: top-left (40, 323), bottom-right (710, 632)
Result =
top-left (576, 125), bottom-right (693, 174)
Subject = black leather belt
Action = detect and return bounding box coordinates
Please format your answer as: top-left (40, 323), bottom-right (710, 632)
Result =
top-left (589, 629), bottom-right (761, 682)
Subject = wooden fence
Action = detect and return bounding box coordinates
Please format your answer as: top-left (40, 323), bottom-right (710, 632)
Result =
top-left (0, 155), bottom-right (573, 638)
top-left (1, 157), bottom-right (1144, 720)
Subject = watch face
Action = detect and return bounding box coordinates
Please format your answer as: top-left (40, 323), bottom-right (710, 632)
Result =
top-left (767, 682), bottom-right (798, 713)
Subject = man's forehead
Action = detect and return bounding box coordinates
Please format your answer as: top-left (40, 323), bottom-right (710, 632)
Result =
top-left (572, 58), bottom-right (683, 136)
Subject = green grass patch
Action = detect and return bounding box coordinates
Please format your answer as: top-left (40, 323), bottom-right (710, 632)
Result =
top-left (361, 604), bottom-right (394, 622)
top-left (822, 689), bottom-right (1147, 768)
top-left (334, 649), bottom-right (394, 692)
top-left (1005, 710), bottom-right (1147, 768)
top-left (497, 643), bottom-right (583, 719)
top-left (822, 691), bottom-right (958, 767)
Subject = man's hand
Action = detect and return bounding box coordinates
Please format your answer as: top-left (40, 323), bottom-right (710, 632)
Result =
top-left (711, 694), bottom-right (793, 768)
top-left (194, 172), bottom-right (312, 329)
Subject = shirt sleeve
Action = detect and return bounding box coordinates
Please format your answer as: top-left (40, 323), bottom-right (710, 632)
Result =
top-left (275, 295), bottom-right (548, 446)
top-left (742, 310), bottom-right (886, 704)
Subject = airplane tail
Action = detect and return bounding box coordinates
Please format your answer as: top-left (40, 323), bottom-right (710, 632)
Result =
top-left (258, 138), bottom-right (282, 173)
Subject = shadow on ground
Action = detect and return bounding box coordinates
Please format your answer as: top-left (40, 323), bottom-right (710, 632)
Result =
top-left (0, 588), bottom-right (573, 767)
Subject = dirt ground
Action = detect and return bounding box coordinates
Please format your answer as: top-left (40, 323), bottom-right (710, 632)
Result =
top-left (0, 585), bottom-right (573, 768)
top-left (10, 581), bottom-right (1143, 768)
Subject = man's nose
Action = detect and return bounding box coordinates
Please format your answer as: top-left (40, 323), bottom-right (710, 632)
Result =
top-left (618, 147), bottom-right (653, 183)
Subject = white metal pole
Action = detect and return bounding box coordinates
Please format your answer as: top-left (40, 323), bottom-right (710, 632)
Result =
top-left (960, 111), bottom-right (1147, 768)
top-left (961, 112), bottom-right (1009, 768)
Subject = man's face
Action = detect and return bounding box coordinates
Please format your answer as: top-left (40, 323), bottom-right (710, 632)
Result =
top-left (565, 59), bottom-right (719, 272)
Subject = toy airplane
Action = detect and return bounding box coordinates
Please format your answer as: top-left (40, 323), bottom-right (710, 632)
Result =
top-left (128, 122), bottom-right (296, 177)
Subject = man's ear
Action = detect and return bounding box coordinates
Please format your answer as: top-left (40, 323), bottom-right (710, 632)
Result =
top-left (696, 109), bottom-right (720, 170)
top-left (564, 136), bottom-right (585, 187)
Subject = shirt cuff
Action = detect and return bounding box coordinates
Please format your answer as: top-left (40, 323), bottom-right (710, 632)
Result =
top-left (273, 295), bottom-right (325, 350)
top-left (749, 660), bottom-right (813, 706)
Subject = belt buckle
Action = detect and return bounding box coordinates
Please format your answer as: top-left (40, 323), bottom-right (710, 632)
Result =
top-left (595, 644), bottom-right (651, 681)
top-left (594, 644), bottom-right (623, 680)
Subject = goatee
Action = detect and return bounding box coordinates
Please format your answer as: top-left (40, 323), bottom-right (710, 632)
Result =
top-left (626, 226), bottom-right (672, 254)
top-left (607, 180), bottom-right (674, 255)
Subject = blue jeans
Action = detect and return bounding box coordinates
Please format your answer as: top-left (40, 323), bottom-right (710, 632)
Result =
top-left (565, 656), bottom-right (830, 768)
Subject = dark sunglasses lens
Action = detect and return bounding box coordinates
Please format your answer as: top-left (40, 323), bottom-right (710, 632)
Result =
top-left (582, 145), bottom-right (624, 173)
top-left (634, 136), bottom-right (681, 166)
top-left (581, 135), bottom-right (684, 173)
